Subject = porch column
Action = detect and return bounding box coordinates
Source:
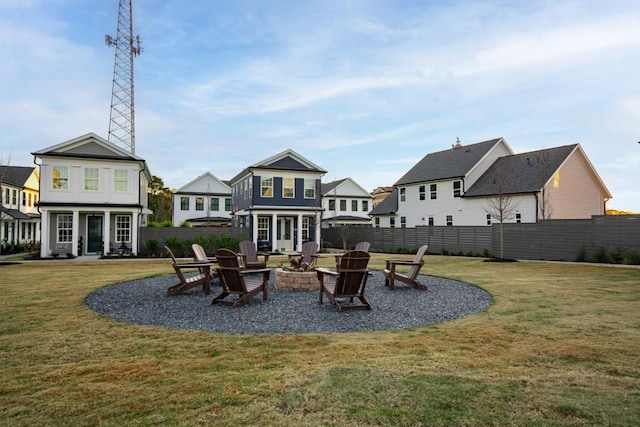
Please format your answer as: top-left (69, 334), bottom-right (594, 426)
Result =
top-left (315, 211), bottom-right (321, 245)
top-left (252, 213), bottom-right (259, 245)
top-left (131, 210), bottom-right (139, 255)
top-left (72, 210), bottom-right (79, 256)
top-left (103, 211), bottom-right (111, 255)
top-left (271, 213), bottom-right (278, 252)
top-left (296, 213), bottom-right (303, 252)
top-left (40, 210), bottom-right (49, 257)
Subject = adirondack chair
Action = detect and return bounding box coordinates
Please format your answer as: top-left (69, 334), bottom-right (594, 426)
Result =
top-left (212, 248), bottom-right (270, 307)
top-left (316, 250), bottom-right (371, 311)
top-left (165, 246), bottom-right (213, 296)
top-left (192, 243), bottom-right (218, 281)
top-left (383, 245), bottom-right (429, 290)
top-left (335, 241), bottom-right (370, 268)
top-left (239, 240), bottom-right (270, 269)
top-left (288, 241), bottom-right (319, 269)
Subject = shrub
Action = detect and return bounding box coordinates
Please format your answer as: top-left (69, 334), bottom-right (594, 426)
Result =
top-left (179, 221), bottom-right (191, 228)
top-left (145, 239), bottom-right (160, 256)
top-left (161, 220), bottom-right (173, 227)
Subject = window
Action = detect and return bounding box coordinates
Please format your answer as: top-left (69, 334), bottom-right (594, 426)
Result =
top-left (195, 197), bottom-right (204, 211)
top-left (374, 217), bottom-right (380, 228)
top-left (329, 199), bottom-right (336, 210)
top-left (261, 177), bottom-right (273, 197)
top-left (12, 189), bottom-right (16, 204)
top-left (28, 193), bottom-right (32, 207)
top-left (4, 189), bottom-right (8, 204)
top-left (453, 181), bottom-right (461, 197)
top-left (428, 216), bottom-right (434, 226)
top-left (339, 200), bottom-right (347, 211)
top-left (211, 198), bottom-right (219, 211)
top-left (302, 217), bottom-right (309, 240)
top-left (114, 169), bottom-right (128, 192)
top-left (400, 188), bottom-right (406, 202)
top-left (390, 217), bottom-right (396, 228)
top-left (304, 179), bottom-right (315, 198)
top-left (362, 200), bottom-right (369, 212)
top-left (400, 216), bottom-right (406, 228)
top-left (283, 177), bottom-right (295, 198)
top-left (53, 166), bottom-right (68, 190)
top-left (419, 185), bottom-right (426, 200)
top-left (115, 215), bottom-right (131, 243)
top-left (486, 214), bottom-right (492, 226)
top-left (225, 198), bottom-right (232, 211)
top-left (57, 214), bottom-right (72, 243)
top-left (258, 217), bottom-right (269, 241)
top-left (446, 215), bottom-right (453, 226)
top-left (180, 197), bottom-right (189, 210)
top-left (430, 184), bottom-right (437, 200)
top-left (516, 213), bottom-right (522, 223)
top-left (351, 200), bottom-right (358, 211)
top-left (22, 192), bottom-right (26, 206)
top-left (84, 168), bottom-right (99, 191)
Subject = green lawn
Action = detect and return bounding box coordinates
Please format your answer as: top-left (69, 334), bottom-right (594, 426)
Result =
top-left (1, 255), bottom-right (639, 426)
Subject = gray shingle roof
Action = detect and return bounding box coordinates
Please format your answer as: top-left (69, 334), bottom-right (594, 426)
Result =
top-left (464, 144), bottom-right (578, 197)
top-left (369, 188), bottom-right (398, 215)
top-left (394, 138), bottom-right (504, 185)
top-left (0, 166), bottom-right (36, 187)
top-left (321, 178), bottom-right (347, 195)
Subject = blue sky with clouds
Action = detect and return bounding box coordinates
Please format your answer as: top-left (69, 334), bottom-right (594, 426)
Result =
top-left (1, 0), bottom-right (639, 212)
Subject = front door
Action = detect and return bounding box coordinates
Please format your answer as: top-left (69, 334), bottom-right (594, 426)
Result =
top-left (277, 218), bottom-right (294, 251)
top-left (87, 216), bottom-right (103, 254)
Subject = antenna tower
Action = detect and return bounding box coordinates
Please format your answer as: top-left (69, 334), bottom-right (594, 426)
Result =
top-left (105, 0), bottom-right (142, 154)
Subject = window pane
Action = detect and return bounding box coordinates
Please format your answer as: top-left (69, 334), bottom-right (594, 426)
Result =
top-left (57, 214), bottom-right (73, 243)
top-left (116, 215), bottom-right (131, 243)
top-left (283, 177), bottom-right (294, 198)
top-left (261, 178), bottom-right (273, 197)
top-left (195, 197), bottom-right (204, 211)
top-left (53, 166), bottom-right (68, 190)
top-left (339, 200), bottom-right (346, 211)
top-left (84, 168), bottom-right (99, 191)
top-left (225, 198), bottom-right (232, 211)
top-left (304, 179), bottom-right (315, 198)
top-left (114, 169), bottom-right (128, 192)
top-left (180, 197), bottom-right (189, 210)
top-left (362, 200), bottom-right (368, 211)
top-left (211, 198), bottom-right (219, 211)
top-left (351, 200), bottom-right (357, 211)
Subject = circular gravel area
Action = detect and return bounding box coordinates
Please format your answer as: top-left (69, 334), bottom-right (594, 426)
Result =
top-left (85, 271), bottom-right (492, 334)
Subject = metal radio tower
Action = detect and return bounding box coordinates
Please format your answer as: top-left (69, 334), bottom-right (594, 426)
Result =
top-left (105, 0), bottom-right (142, 154)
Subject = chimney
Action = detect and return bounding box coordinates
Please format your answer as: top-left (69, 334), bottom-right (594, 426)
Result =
top-left (453, 137), bottom-right (462, 149)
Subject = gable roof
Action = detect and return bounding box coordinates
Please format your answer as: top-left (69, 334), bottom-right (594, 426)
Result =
top-left (0, 166), bottom-right (36, 188)
top-left (321, 177), bottom-right (372, 197)
top-left (230, 149), bottom-right (327, 183)
top-left (463, 144), bottom-right (580, 197)
top-left (175, 171), bottom-right (231, 194)
top-left (369, 187), bottom-right (398, 215)
top-left (395, 138), bottom-right (508, 186)
top-left (32, 133), bottom-right (146, 162)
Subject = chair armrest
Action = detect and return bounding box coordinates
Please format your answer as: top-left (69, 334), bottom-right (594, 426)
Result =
top-left (239, 268), bottom-right (271, 275)
top-left (315, 267), bottom-right (338, 277)
top-left (386, 260), bottom-right (422, 266)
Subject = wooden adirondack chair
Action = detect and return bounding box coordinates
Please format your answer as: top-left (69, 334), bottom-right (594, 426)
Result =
top-left (192, 243), bottom-right (218, 281)
top-left (288, 241), bottom-right (319, 269)
top-left (212, 248), bottom-right (270, 307)
top-left (239, 240), bottom-right (270, 269)
top-left (383, 244), bottom-right (429, 290)
top-left (335, 241), bottom-right (370, 268)
top-left (316, 250), bottom-right (371, 311)
top-left (165, 246), bottom-right (213, 296)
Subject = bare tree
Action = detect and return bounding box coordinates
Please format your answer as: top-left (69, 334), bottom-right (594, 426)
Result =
top-left (484, 165), bottom-right (519, 259)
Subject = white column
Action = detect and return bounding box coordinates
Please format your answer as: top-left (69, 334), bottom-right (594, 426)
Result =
top-left (252, 212), bottom-right (259, 245)
top-left (40, 209), bottom-right (49, 257)
top-left (72, 210), bottom-right (79, 256)
top-left (130, 210), bottom-right (139, 255)
top-left (103, 211), bottom-right (111, 255)
top-left (271, 213), bottom-right (278, 252)
top-left (296, 213), bottom-right (303, 252)
top-left (315, 211), bottom-right (321, 245)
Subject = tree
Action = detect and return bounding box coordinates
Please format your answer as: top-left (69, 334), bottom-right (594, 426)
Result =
top-left (484, 165), bottom-right (519, 259)
top-left (147, 175), bottom-right (173, 223)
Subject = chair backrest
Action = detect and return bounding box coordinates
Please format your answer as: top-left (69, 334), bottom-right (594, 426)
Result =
top-left (192, 243), bottom-right (207, 262)
top-left (335, 250), bottom-right (370, 296)
top-left (354, 241), bottom-right (371, 252)
top-left (239, 240), bottom-right (259, 263)
top-left (165, 246), bottom-right (187, 282)
top-left (216, 248), bottom-right (247, 293)
top-left (300, 241), bottom-right (319, 263)
top-left (408, 245), bottom-right (429, 279)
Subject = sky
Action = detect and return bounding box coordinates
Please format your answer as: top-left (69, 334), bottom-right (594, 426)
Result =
top-left (1, 0), bottom-right (639, 212)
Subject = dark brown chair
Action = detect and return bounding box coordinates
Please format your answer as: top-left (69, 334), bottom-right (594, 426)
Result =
top-left (383, 244), bottom-right (429, 290)
top-left (335, 241), bottom-right (370, 268)
top-left (165, 246), bottom-right (212, 296)
top-left (316, 250), bottom-right (371, 311)
top-left (288, 241), bottom-right (319, 267)
top-left (212, 248), bottom-right (269, 307)
top-left (239, 240), bottom-right (270, 269)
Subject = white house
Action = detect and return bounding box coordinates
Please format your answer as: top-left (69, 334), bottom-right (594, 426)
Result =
top-left (172, 172), bottom-right (232, 227)
top-left (32, 133), bottom-right (152, 257)
top-left (0, 165), bottom-right (40, 248)
top-left (229, 149), bottom-right (325, 252)
top-left (321, 178), bottom-right (373, 228)
top-left (371, 138), bottom-right (611, 227)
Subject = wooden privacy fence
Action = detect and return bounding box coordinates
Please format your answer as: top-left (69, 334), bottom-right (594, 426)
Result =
top-left (321, 215), bottom-right (640, 262)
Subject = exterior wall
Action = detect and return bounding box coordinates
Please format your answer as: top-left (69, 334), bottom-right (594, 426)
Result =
top-left (172, 194), bottom-right (232, 225)
top-left (1, 169), bottom-right (41, 246)
top-left (322, 179), bottom-right (373, 223)
top-left (465, 142), bottom-right (512, 188)
top-left (545, 152), bottom-right (607, 219)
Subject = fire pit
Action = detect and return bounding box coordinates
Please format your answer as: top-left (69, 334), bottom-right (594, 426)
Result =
top-left (274, 268), bottom-right (320, 291)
